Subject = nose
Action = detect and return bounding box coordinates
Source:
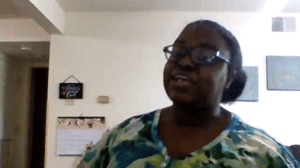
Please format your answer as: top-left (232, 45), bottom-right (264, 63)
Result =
top-left (177, 54), bottom-right (197, 70)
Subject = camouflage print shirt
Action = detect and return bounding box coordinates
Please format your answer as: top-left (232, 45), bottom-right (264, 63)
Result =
top-left (77, 109), bottom-right (300, 168)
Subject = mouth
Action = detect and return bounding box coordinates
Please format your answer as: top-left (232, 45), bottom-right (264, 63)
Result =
top-left (172, 75), bottom-right (194, 87)
top-left (175, 75), bottom-right (191, 81)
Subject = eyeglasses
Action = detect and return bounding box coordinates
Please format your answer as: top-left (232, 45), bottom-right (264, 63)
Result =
top-left (163, 45), bottom-right (230, 65)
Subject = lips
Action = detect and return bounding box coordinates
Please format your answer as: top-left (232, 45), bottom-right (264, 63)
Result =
top-left (172, 75), bottom-right (194, 87)
top-left (175, 75), bottom-right (190, 80)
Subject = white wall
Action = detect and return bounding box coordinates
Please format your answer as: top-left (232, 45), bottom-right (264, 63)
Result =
top-left (0, 18), bottom-right (50, 42)
top-left (46, 11), bottom-right (300, 168)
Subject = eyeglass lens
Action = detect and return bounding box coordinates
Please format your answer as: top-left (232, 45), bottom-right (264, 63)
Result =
top-left (166, 46), bottom-right (217, 64)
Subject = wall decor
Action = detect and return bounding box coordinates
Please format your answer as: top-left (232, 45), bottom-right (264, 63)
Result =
top-left (56, 117), bottom-right (106, 156)
top-left (59, 75), bottom-right (83, 99)
top-left (237, 66), bottom-right (259, 101)
top-left (267, 56), bottom-right (300, 90)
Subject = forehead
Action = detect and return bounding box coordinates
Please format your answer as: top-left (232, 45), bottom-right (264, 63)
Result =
top-left (175, 24), bottom-right (227, 50)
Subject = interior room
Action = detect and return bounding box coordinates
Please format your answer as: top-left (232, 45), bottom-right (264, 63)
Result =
top-left (0, 0), bottom-right (300, 168)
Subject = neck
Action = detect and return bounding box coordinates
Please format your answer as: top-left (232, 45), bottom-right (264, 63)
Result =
top-left (170, 103), bottom-right (223, 128)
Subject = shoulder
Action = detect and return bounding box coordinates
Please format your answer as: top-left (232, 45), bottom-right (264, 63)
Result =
top-left (103, 110), bottom-right (158, 144)
top-left (231, 116), bottom-right (284, 150)
top-left (226, 114), bottom-right (299, 167)
top-left (116, 110), bottom-right (157, 130)
top-left (78, 110), bottom-right (158, 167)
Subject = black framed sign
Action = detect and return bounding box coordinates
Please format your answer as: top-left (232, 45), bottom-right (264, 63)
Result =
top-left (59, 83), bottom-right (83, 99)
top-left (59, 75), bottom-right (83, 99)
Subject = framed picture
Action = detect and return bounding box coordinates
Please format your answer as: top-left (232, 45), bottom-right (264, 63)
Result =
top-left (267, 56), bottom-right (300, 90)
top-left (237, 66), bottom-right (259, 101)
top-left (59, 83), bottom-right (83, 99)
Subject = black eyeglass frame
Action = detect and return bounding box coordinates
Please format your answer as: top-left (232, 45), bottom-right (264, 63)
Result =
top-left (163, 45), bottom-right (231, 65)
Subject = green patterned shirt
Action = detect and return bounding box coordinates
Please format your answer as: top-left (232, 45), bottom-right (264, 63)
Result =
top-left (77, 109), bottom-right (300, 168)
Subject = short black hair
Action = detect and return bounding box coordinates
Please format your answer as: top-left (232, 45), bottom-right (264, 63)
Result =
top-left (189, 20), bottom-right (247, 103)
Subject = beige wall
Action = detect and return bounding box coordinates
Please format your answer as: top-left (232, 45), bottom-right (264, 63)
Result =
top-left (46, 11), bottom-right (300, 168)
top-left (0, 53), bottom-right (21, 168)
top-left (0, 52), bottom-right (48, 168)
top-left (0, 53), bottom-right (19, 168)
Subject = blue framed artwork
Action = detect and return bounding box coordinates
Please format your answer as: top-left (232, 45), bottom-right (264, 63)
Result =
top-left (267, 56), bottom-right (300, 90)
top-left (237, 66), bottom-right (259, 101)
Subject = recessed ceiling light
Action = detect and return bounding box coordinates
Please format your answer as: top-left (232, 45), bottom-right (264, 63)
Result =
top-left (20, 47), bottom-right (41, 57)
top-left (20, 46), bottom-right (32, 51)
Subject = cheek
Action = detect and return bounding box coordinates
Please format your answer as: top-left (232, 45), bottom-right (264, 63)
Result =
top-left (163, 62), bottom-right (172, 87)
top-left (211, 65), bottom-right (228, 89)
top-left (163, 61), bottom-right (174, 76)
top-left (199, 64), bottom-right (227, 88)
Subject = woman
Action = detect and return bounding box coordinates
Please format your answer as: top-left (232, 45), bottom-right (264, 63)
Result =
top-left (77, 20), bottom-right (300, 167)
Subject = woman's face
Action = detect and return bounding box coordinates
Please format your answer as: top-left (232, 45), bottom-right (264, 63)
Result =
top-left (163, 24), bottom-right (232, 107)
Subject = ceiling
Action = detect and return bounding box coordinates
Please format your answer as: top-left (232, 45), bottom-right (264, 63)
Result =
top-left (55, 0), bottom-right (300, 12)
top-left (1, 0), bottom-right (299, 62)
top-left (0, 1), bottom-right (48, 62)
top-left (0, 42), bottom-right (50, 62)
top-left (0, 0), bottom-right (28, 18)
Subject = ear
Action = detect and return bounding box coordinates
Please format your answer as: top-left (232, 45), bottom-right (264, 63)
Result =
top-left (224, 71), bottom-right (235, 89)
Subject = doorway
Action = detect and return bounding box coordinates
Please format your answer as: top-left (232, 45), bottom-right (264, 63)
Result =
top-left (27, 68), bottom-right (49, 168)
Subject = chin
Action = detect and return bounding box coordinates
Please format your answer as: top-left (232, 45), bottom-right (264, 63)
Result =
top-left (170, 95), bottom-right (197, 106)
top-left (170, 94), bottom-right (211, 108)
top-left (166, 86), bottom-right (209, 106)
